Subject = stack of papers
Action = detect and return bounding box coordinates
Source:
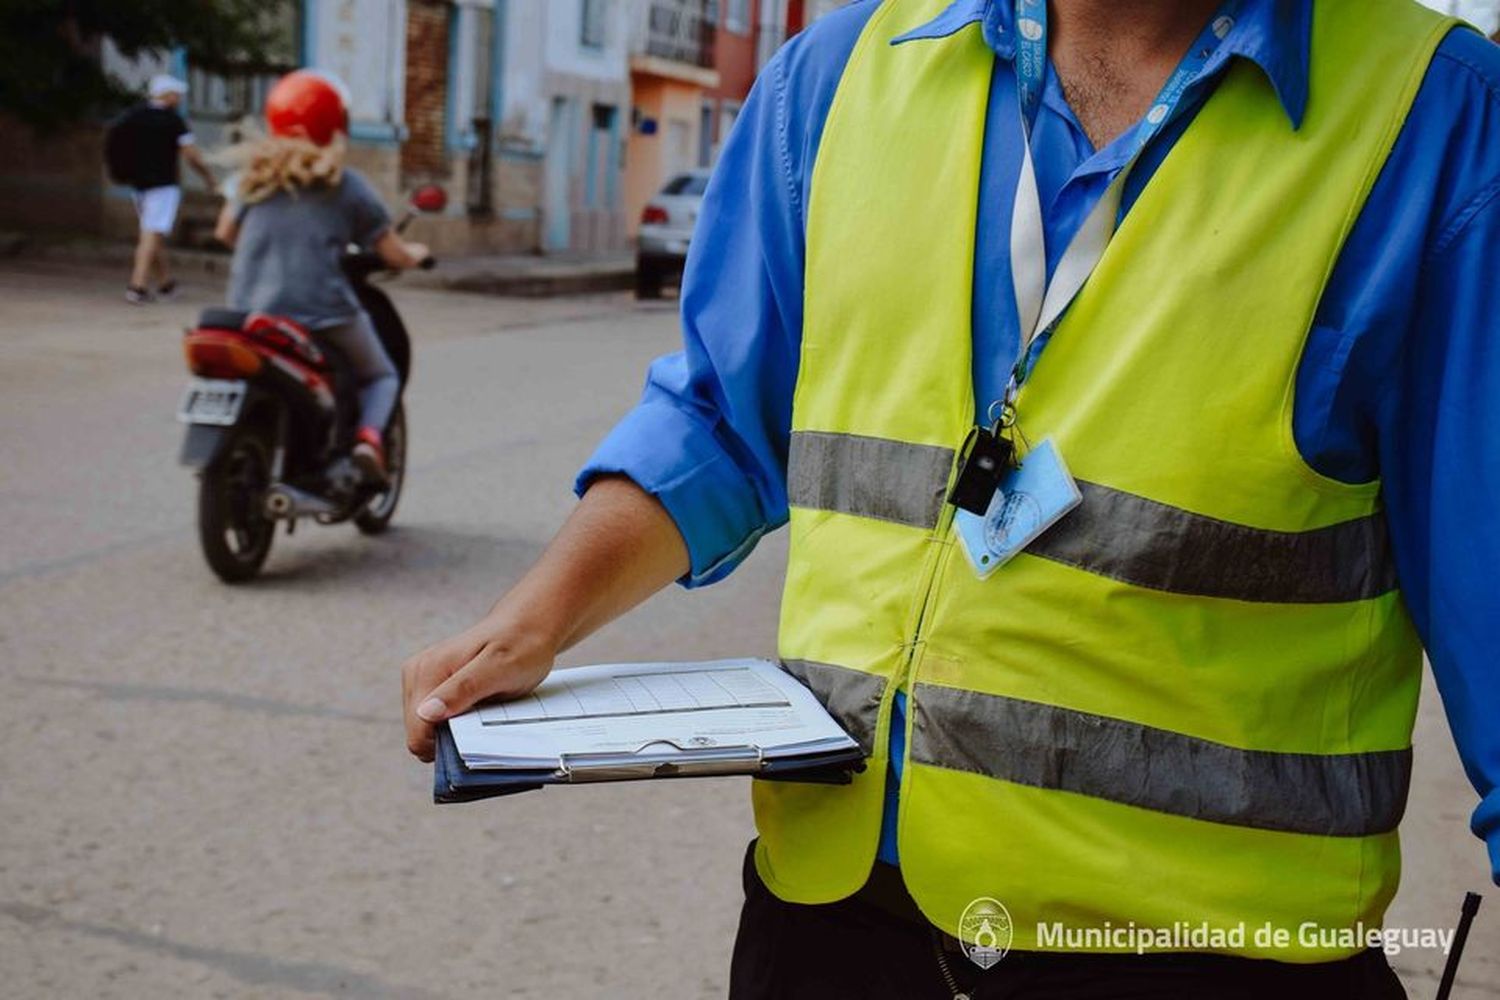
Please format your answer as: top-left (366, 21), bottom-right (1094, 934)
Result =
top-left (435, 658), bottom-right (864, 802)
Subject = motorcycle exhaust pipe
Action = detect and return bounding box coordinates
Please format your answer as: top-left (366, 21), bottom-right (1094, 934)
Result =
top-left (263, 484), bottom-right (338, 520)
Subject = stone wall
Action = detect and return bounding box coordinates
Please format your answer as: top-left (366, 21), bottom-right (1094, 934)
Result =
top-left (0, 116), bottom-right (107, 236)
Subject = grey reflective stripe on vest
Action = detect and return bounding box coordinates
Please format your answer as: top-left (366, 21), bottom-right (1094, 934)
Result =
top-left (909, 684), bottom-right (1411, 837)
top-left (788, 431), bottom-right (952, 529)
top-left (780, 658), bottom-right (886, 754)
top-left (1029, 481), bottom-right (1400, 603)
top-left (786, 431), bottom-right (1399, 603)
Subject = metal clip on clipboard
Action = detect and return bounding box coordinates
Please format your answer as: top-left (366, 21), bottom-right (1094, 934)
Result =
top-left (556, 739), bottom-right (767, 783)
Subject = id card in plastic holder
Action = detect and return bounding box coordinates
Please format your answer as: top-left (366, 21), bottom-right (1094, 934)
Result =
top-left (955, 438), bottom-right (1082, 579)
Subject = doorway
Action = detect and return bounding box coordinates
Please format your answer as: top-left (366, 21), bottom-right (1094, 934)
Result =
top-left (544, 96), bottom-right (575, 252)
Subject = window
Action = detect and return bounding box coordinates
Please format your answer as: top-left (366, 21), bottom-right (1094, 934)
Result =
top-left (453, 3), bottom-right (496, 139)
top-left (665, 118), bottom-right (692, 178)
top-left (698, 102), bottom-right (714, 167)
top-left (719, 100), bottom-right (742, 147)
top-left (585, 104), bottom-right (618, 208)
top-left (471, 8), bottom-right (494, 120)
top-left (662, 174), bottom-right (708, 197)
top-left (725, 0), bottom-right (750, 34)
top-left (580, 0), bottom-right (606, 49)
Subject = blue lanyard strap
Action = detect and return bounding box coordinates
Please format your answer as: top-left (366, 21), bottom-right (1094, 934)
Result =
top-left (1014, 0), bottom-right (1049, 132)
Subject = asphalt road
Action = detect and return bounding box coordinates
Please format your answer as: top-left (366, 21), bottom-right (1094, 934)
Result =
top-left (0, 262), bottom-right (1494, 999)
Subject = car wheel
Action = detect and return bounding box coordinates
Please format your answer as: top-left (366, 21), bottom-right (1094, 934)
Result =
top-left (635, 257), bottom-right (664, 300)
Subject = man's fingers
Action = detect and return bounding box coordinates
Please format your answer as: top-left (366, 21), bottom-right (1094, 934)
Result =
top-left (402, 645), bottom-right (460, 762)
top-left (417, 653), bottom-right (500, 723)
top-left (401, 628), bottom-right (550, 763)
top-left (409, 735), bottom-right (435, 764)
top-left (404, 688), bottom-right (437, 762)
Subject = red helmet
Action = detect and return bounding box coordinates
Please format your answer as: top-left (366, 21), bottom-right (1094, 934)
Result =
top-left (264, 70), bottom-right (349, 146)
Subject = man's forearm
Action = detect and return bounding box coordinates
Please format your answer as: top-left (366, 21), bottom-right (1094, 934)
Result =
top-left (183, 147), bottom-right (217, 193)
top-left (493, 474), bottom-right (689, 657)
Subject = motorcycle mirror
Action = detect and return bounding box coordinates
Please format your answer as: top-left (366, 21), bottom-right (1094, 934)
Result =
top-left (410, 184), bottom-right (448, 214)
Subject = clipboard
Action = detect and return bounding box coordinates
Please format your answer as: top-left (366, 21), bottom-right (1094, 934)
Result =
top-left (432, 723), bottom-right (866, 804)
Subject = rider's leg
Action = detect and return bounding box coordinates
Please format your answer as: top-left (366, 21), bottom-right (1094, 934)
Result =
top-left (315, 311), bottom-right (398, 477)
top-left (318, 311), bottom-right (398, 430)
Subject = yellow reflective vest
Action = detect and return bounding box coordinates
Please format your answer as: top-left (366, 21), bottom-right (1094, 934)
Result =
top-left (754, 0), bottom-right (1457, 962)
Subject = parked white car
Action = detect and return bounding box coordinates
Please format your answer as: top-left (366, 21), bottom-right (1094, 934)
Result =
top-left (636, 168), bottom-right (709, 299)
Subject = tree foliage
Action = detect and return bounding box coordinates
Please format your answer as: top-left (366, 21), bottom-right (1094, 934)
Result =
top-left (0, 0), bottom-right (291, 131)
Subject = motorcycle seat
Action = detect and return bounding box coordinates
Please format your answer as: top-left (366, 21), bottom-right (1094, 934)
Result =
top-left (196, 308), bottom-right (250, 331)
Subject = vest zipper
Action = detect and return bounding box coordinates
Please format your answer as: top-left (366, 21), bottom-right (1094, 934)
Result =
top-left (901, 499), bottom-right (958, 681)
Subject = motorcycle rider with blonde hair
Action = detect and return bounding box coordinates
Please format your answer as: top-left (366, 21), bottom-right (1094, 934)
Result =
top-left (214, 70), bottom-right (428, 481)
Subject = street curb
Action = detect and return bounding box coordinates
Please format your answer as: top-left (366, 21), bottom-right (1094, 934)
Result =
top-left (426, 266), bottom-right (635, 298)
top-left (1, 231), bottom-right (635, 299)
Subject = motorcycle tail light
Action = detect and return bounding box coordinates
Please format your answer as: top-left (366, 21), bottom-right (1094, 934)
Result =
top-left (184, 330), bottom-right (264, 379)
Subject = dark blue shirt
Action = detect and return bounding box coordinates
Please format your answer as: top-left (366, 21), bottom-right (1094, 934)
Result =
top-left (579, 0), bottom-right (1500, 882)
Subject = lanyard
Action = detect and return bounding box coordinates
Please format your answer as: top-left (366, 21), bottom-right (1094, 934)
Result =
top-left (1002, 0), bottom-right (1236, 411)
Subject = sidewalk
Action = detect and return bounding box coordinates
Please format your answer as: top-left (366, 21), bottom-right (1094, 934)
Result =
top-left (0, 232), bottom-right (635, 298)
top-left (405, 250), bottom-right (635, 297)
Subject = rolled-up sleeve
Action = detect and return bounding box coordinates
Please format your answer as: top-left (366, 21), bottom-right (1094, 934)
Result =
top-left (576, 52), bottom-right (807, 587)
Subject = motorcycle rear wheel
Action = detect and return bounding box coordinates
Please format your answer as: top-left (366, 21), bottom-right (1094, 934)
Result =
top-left (355, 402), bottom-right (406, 535)
top-left (198, 425), bottom-right (275, 582)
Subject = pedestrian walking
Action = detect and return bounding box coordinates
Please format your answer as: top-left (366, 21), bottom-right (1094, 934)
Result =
top-left (105, 74), bottom-right (218, 304)
top-left (402, 1), bottom-right (1500, 997)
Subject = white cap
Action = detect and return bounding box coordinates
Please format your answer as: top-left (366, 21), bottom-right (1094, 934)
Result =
top-left (148, 74), bottom-right (188, 99)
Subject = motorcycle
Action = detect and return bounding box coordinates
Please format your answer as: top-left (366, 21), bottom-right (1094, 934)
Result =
top-left (175, 185), bottom-right (446, 583)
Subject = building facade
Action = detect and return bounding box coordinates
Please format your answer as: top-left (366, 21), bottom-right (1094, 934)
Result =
top-left (623, 1), bottom-right (720, 236)
top-left (703, 0), bottom-right (758, 166)
top-left (0, 0), bottom-right (839, 255)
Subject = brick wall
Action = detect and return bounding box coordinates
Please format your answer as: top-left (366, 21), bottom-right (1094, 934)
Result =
top-left (402, 0), bottom-right (451, 182)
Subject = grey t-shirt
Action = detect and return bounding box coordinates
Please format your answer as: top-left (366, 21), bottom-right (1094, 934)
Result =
top-left (227, 168), bottom-right (390, 330)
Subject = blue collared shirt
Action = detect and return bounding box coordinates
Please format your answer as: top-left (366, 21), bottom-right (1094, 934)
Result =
top-left (579, 0), bottom-right (1500, 881)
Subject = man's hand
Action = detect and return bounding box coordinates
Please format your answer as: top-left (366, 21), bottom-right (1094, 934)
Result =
top-left (401, 612), bottom-right (554, 762)
top-left (182, 142), bottom-right (217, 194)
top-left (213, 201), bottom-right (239, 248)
top-left (400, 476), bottom-right (691, 764)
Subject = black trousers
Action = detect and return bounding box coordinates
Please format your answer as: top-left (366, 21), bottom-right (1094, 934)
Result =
top-left (728, 842), bottom-right (1407, 1000)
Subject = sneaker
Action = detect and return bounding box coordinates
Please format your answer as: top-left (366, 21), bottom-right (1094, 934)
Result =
top-left (125, 285), bottom-right (155, 305)
top-left (156, 280), bottom-right (178, 301)
top-left (351, 426), bottom-right (388, 484)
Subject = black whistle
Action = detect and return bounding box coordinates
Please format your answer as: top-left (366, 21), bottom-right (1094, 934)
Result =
top-left (949, 427), bottom-right (1015, 515)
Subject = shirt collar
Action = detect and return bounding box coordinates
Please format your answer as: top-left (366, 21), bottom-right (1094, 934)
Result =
top-left (890, 0), bottom-right (1310, 128)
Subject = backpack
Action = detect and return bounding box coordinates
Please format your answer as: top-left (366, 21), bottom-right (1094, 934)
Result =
top-left (103, 107), bottom-right (141, 186)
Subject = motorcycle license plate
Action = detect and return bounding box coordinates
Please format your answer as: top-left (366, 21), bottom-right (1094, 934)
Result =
top-left (177, 378), bottom-right (247, 426)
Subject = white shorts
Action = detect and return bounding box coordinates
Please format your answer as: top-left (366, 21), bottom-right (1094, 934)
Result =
top-left (133, 185), bottom-right (182, 235)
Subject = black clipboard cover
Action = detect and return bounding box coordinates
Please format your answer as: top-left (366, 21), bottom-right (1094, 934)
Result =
top-left (432, 723), bottom-right (866, 804)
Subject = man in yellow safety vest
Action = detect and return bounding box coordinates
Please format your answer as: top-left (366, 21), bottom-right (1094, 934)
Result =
top-left (403, 1), bottom-right (1500, 996)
